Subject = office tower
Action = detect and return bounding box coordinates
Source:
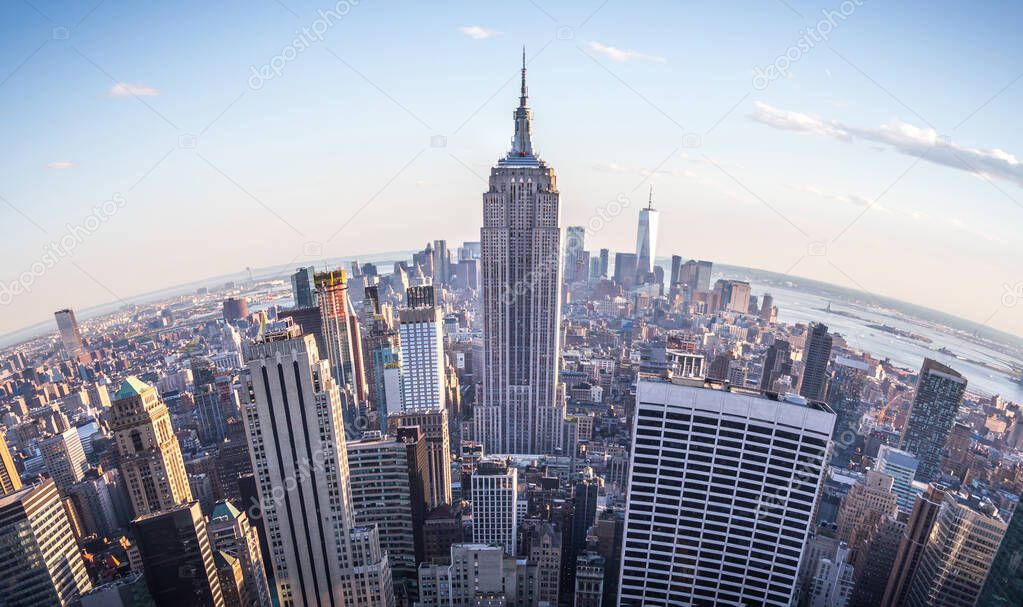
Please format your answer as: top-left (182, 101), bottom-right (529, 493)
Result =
top-left (978, 503), bottom-right (1023, 606)
top-left (418, 543), bottom-right (539, 607)
top-left (433, 239), bottom-right (451, 286)
top-left (876, 445), bottom-right (920, 512)
top-left (760, 339), bottom-right (794, 391)
top-left (598, 248), bottom-right (609, 278)
top-left (760, 293), bottom-right (775, 320)
top-left (291, 266), bottom-right (316, 308)
top-left (388, 410), bottom-right (452, 508)
top-left (399, 285), bottom-right (446, 413)
top-left (619, 379), bottom-right (836, 607)
top-left (132, 501), bottom-right (225, 607)
top-left (347, 428), bottom-right (429, 605)
top-left (903, 492), bottom-right (1007, 607)
top-left (0, 431), bottom-right (22, 494)
top-left (455, 258), bottom-right (480, 291)
top-left (208, 500), bottom-right (272, 607)
top-left (900, 359), bottom-right (967, 482)
top-left (715, 279), bottom-right (752, 314)
top-left (87, 382), bottom-right (112, 409)
top-left (476, 53), bottom-right (564, 456)
top-left (111, 377), bottom-right (193, 517)
top-left (880, 484), bottom-right (946, 607)
top-left (363, 296), bottom-right (403, 428)
top-left (315, 268), bottom-right (368, 435)
top-left (80, 573), bottom-right (154, 607)
top-left (849, 517), bottom-right (905, 607)
top-left (39, 427), bottom-right (88, 493)
top-left (54, 308), bottom-right (85, 358)
top-left (806, 541), bottom-right (855, 607)
top-left (669, 255), bottom-right (682, 289)
top-left (612, 252), bottom-right (637, 288)
top-left (0, 479), bottom-right (92, 605)
top-left (634, 187), bottom-right (659, 279)
top-left (66, 474), bottom-right (118, 538)
top-left (471, 459), bottom-right (518, 554)
top-left (529, 523), bottom-right (561, 604)
top-left (215, 551), bottom-right (246, 607)
top-left (241, 320), bottom-right (394, 607)
top-left (826, 356), bottom-right (869, 467)
top-left (564, 226), bottom-right (587, 283)
top-left (591, 509), bottom-right (624, 607)
top-left (801, 322), bottom-right (834, 401)
top-left (222, 297), bottom-right (249, 323)
top-left (835, 470), bottom-right (899, 566)
top-left (193, 356), bottom-right (229, 444)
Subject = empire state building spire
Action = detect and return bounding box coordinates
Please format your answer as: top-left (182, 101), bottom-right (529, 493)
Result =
top-left (508, 46), bottom-right (535, 160)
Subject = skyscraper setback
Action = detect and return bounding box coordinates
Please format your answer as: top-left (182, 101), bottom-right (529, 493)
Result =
top-left (476, 52), bottom-right (564, 455)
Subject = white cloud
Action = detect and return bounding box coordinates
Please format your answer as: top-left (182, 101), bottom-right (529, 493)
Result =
top-left (46, 161), bottom-right (76, 170)
top-left (586, 41), bottom-right (666, 64)
top-left (108, 82), bottom-right (160, 97)
top-left (790, 184), bottom-right (888, 212)
top-left (752, 101), bottom-right (1023, 189)
top-left (458, 25), bottom-right (496, 40)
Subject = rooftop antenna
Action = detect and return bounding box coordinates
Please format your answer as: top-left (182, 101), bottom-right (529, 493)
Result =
top-left (648, 185), bottom-right (654, 210)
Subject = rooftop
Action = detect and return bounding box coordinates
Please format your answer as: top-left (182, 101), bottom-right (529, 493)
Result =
top-left (115, 376), bottom-right (151, 400)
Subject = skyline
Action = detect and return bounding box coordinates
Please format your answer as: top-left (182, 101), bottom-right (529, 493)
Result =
top-left (2, 0), bottom-right (1023, 339)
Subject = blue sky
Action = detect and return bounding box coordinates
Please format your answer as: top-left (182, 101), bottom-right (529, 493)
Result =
top-left (1, 0), bottom-right (1021, 338)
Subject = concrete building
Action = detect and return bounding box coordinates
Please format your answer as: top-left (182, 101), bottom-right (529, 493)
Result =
top-left (207, 500), bottom-right (271, 607)
top-left (388, 409), bottom-right (452, 508)
top-left (618, 378), bottom-right (836, 607)
top-left (471, 459), bottom-right (518, 555)
top-left (54, 308), bottom-right (85, 358)
top-left (417, 544), bottom-right (538, 607)
top-left (876, 445), bottom-right (920, 512)
top-left (807, 541), bottom-right (855, 607)
top-left (39, 427), bottom-right (88, 493)
top-left (399, 285), bottom-right (446, 413)
top-left (0, 431), bottom-right (22, 495)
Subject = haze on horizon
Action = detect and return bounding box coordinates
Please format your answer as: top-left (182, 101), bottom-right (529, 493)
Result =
top-left (1, 0), bottom-right (1021, 338)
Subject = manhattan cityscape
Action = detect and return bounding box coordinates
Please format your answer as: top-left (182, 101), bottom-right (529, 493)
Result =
top-left (1, 2), bottom-right (1022, 607)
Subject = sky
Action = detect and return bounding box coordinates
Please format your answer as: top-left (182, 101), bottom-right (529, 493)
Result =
top-left (1, 0), bottom-right (1022, 339)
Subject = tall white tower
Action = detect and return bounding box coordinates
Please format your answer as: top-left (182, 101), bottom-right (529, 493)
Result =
top-left (635, 186), bottom-right (659, 279)
top-left (476, 49), bottom-right (564, 455)
top-left (241, 319), bottom-right (394, 607)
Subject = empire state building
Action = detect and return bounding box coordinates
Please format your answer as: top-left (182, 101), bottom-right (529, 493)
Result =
top-left (476, 50), bottom-right (565, 455)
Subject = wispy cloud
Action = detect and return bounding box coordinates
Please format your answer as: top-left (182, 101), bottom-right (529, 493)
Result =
top-left (790, 184), bottom-right (887, 212)
top-left (585, 41), bottom-right (666, 63)
top-left (46, 161), bottom-right (76, 170)
top-left (752, 101), bottom-right (1023, 189)
top-left (108, 82), bottom-right (160, 97)
top-left (458, 25), bottom-right (496, 40)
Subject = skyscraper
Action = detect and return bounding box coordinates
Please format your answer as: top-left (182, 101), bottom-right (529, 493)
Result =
top-left (476, 51), bottom-right (564, 455)
top-left (800, 322), bottom-right (834, 401)
top-left (388, 409), bottom-right (452, 508)
top-left (0, 479), bottom-right (92, 606)
top-left (131, 501), bottom-right (225, 607)
top-left (826, 356), bottom-right (869, 467)
top-left (564, 226), bottom-right (587, 284)
top-left (635, 187), bottom-right (659, 279)
top-left (54, 308), bottom-right (85, 358)
top-left (977, 501), bottom-right (1023, 606)
top-left (433, 239), bottom-right (451, 286)
top-left (241, 319), bottom-right (394, 606)
top-left (399, 285), bottom-right (446, 413)
top-left (471, 458), bottom-right (518, 555)
top-left (193, 356), bottom-right (229, 445)
top-left (291, 266), bottom-right (316, 308)
top-left (598, 248), bottom-right (609, 278)
top-left (39, 427), bottom-right (88, 493)
top-left (899, 358), bottom-right (967, 482)
top-left (876, 444), bottom-right (920, 512)
top-left (880, 484), bottom-right (946, 607)
top-left (0, 431), bottom-right (22, 495)
top-left (110, 376), bottom-right (193, 517)
top-left (207, 500), bottom-right (272, 607)
top-left (760, 339), bottom-right (794, 391)
top-left (612, 252), bottom-right (638, 288)
top-left (618, 378), bottom-right (835, 606)
top-left (316, 268), bottom-right (368, 436)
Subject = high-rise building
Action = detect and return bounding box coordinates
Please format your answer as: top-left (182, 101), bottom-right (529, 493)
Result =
top-left (0, 479), bottom-right (92, 606)
top-left (635, 188), bottom-right (659, 279)
top-left (826, 356), bottom-right (869, 467)
top-left (574, 553), bottom-right (605, 607)
top-left (715, 279), bottom-right (752, 314)
top-left (0, 431), bottom-right (22, 495)
top-left (876, 445), bottom-right (920, 512)
top-left (978, 501), bottom-right (1023, 606)
top-left (834, 470), bottom-right (899, 565)
top-left (880, 484), bottom-right (946, 607)
top-left (806, 541), bottom-right (855, 607)
top-left (564, 226), bottom-right (587, 284)
top-left (618, 378), bottom-right (835, 606)
top-left (315, 268), bottom-right (368, 436)
top-left (347, 428), bottom-right (429, 605)
top-left (241, 319), bottom-right (394, 607)
top-left (388, 410), bottom-right (452, 508)
top-left (476, 52), bottom-right (564, 456)
top-left (612, 252), bottom-right (638, 288)
top-left (39, 427), bottom-right (88, 493)
top-left (131, 501), bottom-right (225, 607)
top-left (417, 544), bottom-right (538, 607)
top-left (291, 266), bottom-right (316, 308)
top-left (433, 240), bottom-right (451, 286)
top-left (903, 491), bottom-right (1007, 607)
top-left (529, 523), bottom-right (561, 604)
top-left (900, 359), bottom-right (967, 482)
top-left (471, 459), bottom-right (518, 555)
top-left (800, 323), bottom-right (834, 402)
top-left (54, 308), bottom-right (85, 358)
top-left (760, 339), bottom-right (794, 391)
top-left (598, 248), bottom-right (609, 278)
top-left (207, 500), bottom-right (272, 607)
top-left (399, 286), bottom-right (446, 413)
top-left (110, 377), bottom-right (193, 517)
top-left (193, 356), bottom-right (229, 445)
top-left (223, 298), bottom-right (249, 324)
